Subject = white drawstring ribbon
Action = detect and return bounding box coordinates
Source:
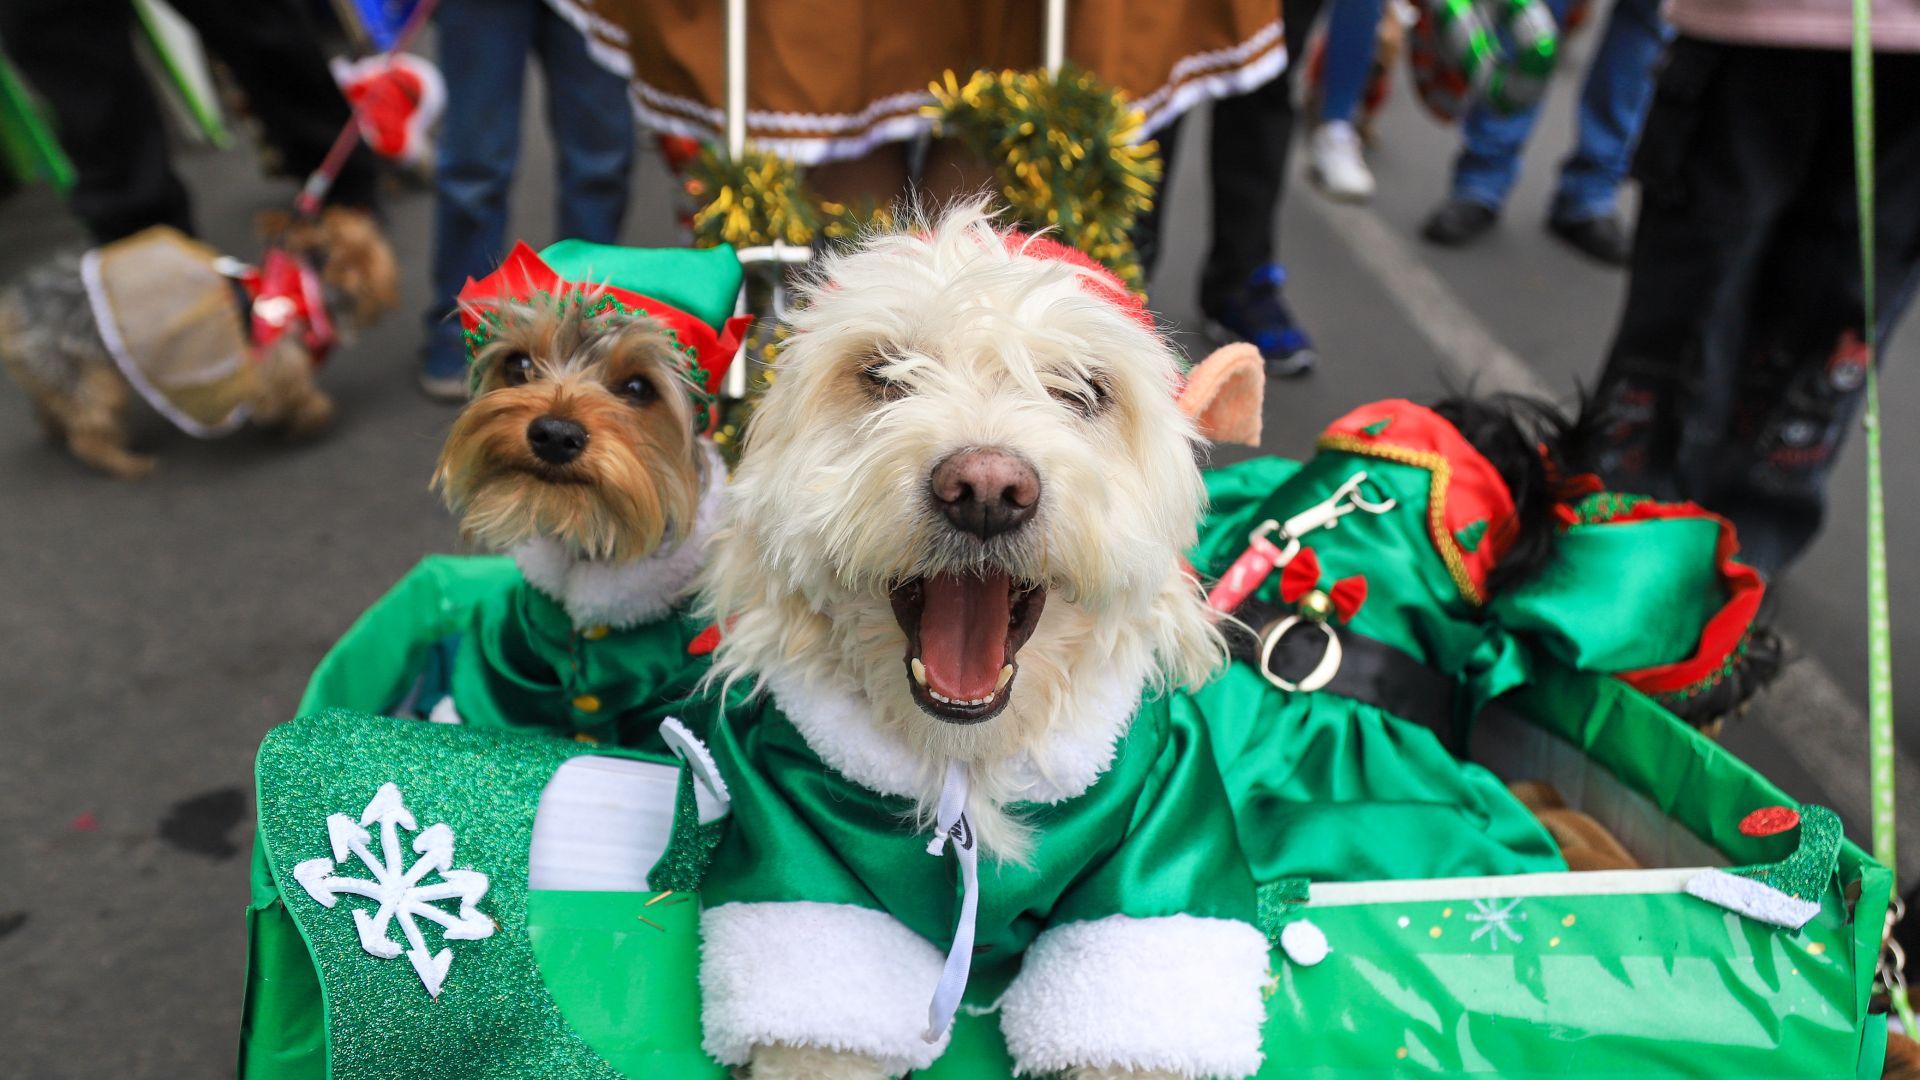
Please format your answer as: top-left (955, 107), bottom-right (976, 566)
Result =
top-left (924, 760), bottom-right (978, 1042)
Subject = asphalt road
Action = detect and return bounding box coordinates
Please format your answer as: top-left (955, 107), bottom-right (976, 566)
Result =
top-left (2, 18), bottom-right (1916, 1076)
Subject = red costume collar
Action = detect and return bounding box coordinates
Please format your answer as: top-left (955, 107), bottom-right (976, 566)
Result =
top-left (240, 249), bottom-right (335, 364)
top-left (1317, 399), bottom-right (1516, 605)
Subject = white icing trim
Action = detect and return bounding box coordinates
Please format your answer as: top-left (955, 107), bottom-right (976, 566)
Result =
top-left (591, 19), bottom-right (1286, 166)
top-left (510, 443), bottom-right (724, 629)
top-left (764, 652), bottom-right (1150, 805)
top-left (1684, 868), bottom-right (1823, 930)
top-left (1133, 20), bottom-right (1288, 137)
top-left (699, 901), bottom-right (950, 1073)
top-left (1305, 867), bottom-right (1705, 907)
top-left (80, 247), bottom-right (251, 439)
top-left (999, 913), bottom-right (1271, 1079)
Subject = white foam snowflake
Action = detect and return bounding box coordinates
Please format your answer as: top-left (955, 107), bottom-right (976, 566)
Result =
top-left (1465, 897), bottom-right (1526, 951)
top-left (292, 783), bottom-right (494, 997)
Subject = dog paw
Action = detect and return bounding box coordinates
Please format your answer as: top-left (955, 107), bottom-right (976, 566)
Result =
top-left (746, 1043), bottom-right (889, 1080)
top-left (282, 393), bottom-right (337, 440)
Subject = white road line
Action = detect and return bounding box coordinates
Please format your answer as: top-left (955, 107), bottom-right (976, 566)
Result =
top-left (1301, 187), bottom-right (1920, 881)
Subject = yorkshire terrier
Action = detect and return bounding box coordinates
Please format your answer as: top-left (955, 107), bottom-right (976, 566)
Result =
top-left (0, 207), bottom-right (397, 479)
top-left (432, 295), bottom-right (715, 566)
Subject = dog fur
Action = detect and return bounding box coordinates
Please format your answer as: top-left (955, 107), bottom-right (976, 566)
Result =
top-left (433, 293), bottom-right (713, 568)
top-left (700, 204), bottom-right (1231, 1079)
top-left (0, 208), bottom-right (397, 478)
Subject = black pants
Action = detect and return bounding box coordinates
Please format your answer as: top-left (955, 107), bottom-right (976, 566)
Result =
top-left (1595, 38), bottom-right (1920, 575)
top-left (1138, 0), bottom-right (1324, 309)
top-left (0, 0), bottom-right (378, 243)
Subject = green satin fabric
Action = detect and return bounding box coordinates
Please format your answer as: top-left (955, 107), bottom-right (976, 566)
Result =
top-left (696, 687), bottom-right (1258, 1001)
top-left (448, 582), bottom-right (708, 749)
top-left (1190, 456), bottom-right (1563, 884)
top-left (1489, 516), bottom-right (1728, 676)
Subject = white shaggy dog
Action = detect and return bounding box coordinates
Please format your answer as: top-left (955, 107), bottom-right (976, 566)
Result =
top-left (696, 206), bottom-right (1271, 1080)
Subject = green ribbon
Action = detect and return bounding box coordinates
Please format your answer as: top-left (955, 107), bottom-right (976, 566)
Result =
top-left (1852, 0), bottom-right (1913, 1034)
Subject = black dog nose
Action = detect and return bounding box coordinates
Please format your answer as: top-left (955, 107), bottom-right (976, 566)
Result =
top-left (526, 415), bottom-right (588, 465)
top-left (930, 448), bottom-right (1041, 539)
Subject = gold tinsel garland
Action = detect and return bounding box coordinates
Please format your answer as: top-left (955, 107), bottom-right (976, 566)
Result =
top-left (927, 65), bottom-right (1161, 289)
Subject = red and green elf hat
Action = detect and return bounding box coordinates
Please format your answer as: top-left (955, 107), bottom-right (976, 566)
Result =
top-left (1321, 399), bottom-right (1767, 704)
top-left (456, 239), bottom-right (751, 407)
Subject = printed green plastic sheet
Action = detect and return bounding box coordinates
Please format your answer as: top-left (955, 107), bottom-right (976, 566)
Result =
top-left (251, 556), bottom-right (1891, 1077)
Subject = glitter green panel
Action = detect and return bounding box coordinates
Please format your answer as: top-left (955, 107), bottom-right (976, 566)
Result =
top-left (647, 768), bottom-right (722, 895)
top-left (253, 711), bottom-right (705, 1079)
top-left (1730, 804), bottom-right (1844, 904)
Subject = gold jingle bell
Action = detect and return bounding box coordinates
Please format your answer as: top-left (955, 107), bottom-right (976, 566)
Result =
top-left (1299, 589), bottom-right (1335, 623)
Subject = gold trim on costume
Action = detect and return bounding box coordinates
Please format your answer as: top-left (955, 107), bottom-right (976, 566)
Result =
top-left (1317, 433), bottom-right (1483, 606)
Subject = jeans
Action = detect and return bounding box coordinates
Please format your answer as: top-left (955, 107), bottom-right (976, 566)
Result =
top-left (1448, 0), bottom-right (1669, 221)
top-left (1595, 40), bottom-right (1920, 575)
top-left (1321, 0), bottom-right (1386, 125)
top-left (423, 0), bottom-right (635, 377)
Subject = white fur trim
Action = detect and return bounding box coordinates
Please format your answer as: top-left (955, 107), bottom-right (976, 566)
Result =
top-left (764, 669), bottom-right (926, 800)
top-left (999, 913), bottom-right (1271, 1079)
top-left (510, 443), bottom-right (724, 629)
top-left (1684, 868), bottom-right (1822, 930)
top-left (764, 652), bottom-right (1150, 805)
top-left (699, 901), bottom-right (950, 1072)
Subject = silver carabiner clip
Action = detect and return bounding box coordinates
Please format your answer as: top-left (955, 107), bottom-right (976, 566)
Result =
top-left (1277, 470), bottom-right (1398, 540)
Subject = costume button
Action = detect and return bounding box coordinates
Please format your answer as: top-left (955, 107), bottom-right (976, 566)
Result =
top-left (572, 694), bottom-right (602, 714)
top-left (581, 625), bottom-right (610, 641)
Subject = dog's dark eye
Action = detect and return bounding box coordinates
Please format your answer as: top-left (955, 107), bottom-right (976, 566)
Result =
top-left (861, 361), bottom-right (908, 402)
top-left (616, 374), bottom-right (658, 404)
top-left (1049, 372), bottom-right (1112, 417)
top-left (500, 353), bottom-right (533, 386)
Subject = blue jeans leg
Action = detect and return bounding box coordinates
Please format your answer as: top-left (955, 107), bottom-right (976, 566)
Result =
top-left (1551, 0), bottom-right (1671, 222)
top-left (422, 0), bottom-right (535, 377)
top-left (1448, 0), bottom-right (1578, 210)
top-left (535, 2), bottom-right (634, 244)
top-left (1320, 0), bottom-right (1385, 124)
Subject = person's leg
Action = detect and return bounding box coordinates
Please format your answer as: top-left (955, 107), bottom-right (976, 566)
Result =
top-left (1319, 0), bottom-right (1385, 124)
top-left (1196, 0), bottom-right (1325, 374)
top-left (1594, 41), bottom-right (1822, 526)
top-left (421, 0), bottom-right (535, 393)
top-left (165, 0), bottom-right (381, 210)
top-left (0, 0), bottom-right (191, 241)
top-left (1549, 0), bottom-right (1671, 225)
top-left (535, 0), bottom-right (634, 244)
top-left (1696, 51), bottom-right (1920, 573)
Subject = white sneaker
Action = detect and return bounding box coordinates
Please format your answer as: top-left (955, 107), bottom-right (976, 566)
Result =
top-left (1309, 121), bottom-right (1376, 203)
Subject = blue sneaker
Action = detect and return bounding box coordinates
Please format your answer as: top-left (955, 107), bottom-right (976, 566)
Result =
top-left (1203, 264), bottom-right (1317, 378)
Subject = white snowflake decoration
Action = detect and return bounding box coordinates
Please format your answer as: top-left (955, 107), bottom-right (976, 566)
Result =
top-left (293, 783), bottom-right (494, 997)
top-left (1465, 897), bottom-right (1526, 951)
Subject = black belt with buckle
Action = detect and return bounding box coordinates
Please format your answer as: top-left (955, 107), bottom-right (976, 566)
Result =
top-left (1223, 599), bottom-right (1464, 755)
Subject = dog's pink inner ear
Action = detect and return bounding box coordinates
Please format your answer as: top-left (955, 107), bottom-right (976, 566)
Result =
top-left (1178, 344), bottom-right (1265, 446)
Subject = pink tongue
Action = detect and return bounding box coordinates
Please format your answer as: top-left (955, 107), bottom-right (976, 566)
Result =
top-left (919, 570), bottom-right (1013, 700)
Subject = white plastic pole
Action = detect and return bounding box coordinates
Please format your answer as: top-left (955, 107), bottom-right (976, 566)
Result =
top-left (1044, 0), bottom-right (1066, 75)
top-left (725, 0), bottom-right (747, 159)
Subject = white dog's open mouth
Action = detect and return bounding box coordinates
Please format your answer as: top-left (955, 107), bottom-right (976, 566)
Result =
top-left (889, 570), bottom-right (1047, 723)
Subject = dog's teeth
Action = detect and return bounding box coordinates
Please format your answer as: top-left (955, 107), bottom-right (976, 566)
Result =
top-left (996, 664), bottom-right (1014, 691)
top-left (911, 657), bottom-right (928, 687)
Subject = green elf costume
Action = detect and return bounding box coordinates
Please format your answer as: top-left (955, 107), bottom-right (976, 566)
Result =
top-left (299, 240), bottom-right (749, 747)
top-left (690, 667), bottom-right (1270, 1075)
top-left (1188, 398), bottom-right (1767, 889)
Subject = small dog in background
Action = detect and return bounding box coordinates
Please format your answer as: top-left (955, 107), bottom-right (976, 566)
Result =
top-left (433, 293), bottom-right (714, 564)
top-left (0, 207), bottom-right (397, 478)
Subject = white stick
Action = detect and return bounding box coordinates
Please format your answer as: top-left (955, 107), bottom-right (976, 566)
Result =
top-left (1044, 0), bottom-right (1066, 75)
top-left (726, 0), bottom-right (747, 158)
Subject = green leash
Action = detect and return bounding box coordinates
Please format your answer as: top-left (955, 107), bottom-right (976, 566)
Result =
top-left (1851, 0), bottom-right (1915, 1036)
